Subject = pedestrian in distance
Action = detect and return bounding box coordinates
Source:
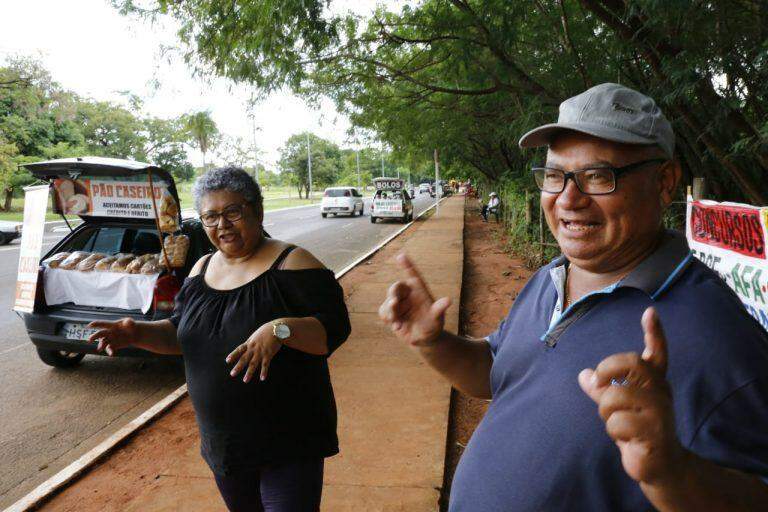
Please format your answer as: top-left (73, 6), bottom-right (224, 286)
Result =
top-left (379, 83), bottom-right (768, 511)
top-left (88, 166), bottom-right (351, 512)
top-left (480, 192), bottom-right (500, 222)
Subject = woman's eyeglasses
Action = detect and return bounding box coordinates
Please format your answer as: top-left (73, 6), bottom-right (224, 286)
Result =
top-left (200, 204), bottom-right (247, 227)
top-left (532, 158), bottom-right (667, 195)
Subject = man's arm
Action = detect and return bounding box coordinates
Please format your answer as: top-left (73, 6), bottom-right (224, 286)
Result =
top-left (379, 254), bottom-right (494, 399)
top-left (415, 331), bottom-right (493, 399)
top-left (641, 451), bottom-right (768, 511)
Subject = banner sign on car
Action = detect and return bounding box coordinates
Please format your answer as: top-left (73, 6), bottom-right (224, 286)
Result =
top-left (686, 197), bottom-right (768, 329)
top-left (374, 178), bottom-right (404, 191)
top-left (52, 175), bottom-right (173, 219)
top-left (14, 185), bottom-right (50, 313)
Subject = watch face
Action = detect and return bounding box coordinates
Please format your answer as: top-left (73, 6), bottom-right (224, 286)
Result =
top-left (275, 323), bottom-right (290, 340)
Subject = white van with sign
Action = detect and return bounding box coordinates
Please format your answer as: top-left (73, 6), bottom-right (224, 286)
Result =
top-left (371, 178), bottom-right (413, 224)
top-left (321, 187), bottom-right (365, 218)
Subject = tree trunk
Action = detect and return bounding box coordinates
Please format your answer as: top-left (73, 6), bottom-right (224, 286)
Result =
top-left (4, 187), bottom-right (13, 211)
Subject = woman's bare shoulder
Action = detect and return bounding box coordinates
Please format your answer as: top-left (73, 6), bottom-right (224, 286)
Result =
top-left (282, 246), bottom-right (326, 270)
top-left (188, 253), bottom-right (214, 277)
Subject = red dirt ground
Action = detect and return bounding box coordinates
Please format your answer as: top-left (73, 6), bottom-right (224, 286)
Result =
top-left (439, 201), bottom-right (535, 510)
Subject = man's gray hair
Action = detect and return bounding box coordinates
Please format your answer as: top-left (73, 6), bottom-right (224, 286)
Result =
top-left (192, 166), bottom-right (263, 212)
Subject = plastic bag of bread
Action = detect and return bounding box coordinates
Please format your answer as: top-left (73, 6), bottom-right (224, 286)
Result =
top-left (162, 234), bottom-right (189, 268)
top-left (94, 255), bottom-right (118, 272)
top-left (59, 251), bottom-right (90, 270)
top-left (140, 256), bottom-right (162, 275)
top-left (76, 253), bottom-right (108, 272)
top-left (110, 254), bottom-right (136, 273)
top-left (43, 252), bottom-right (71, 268)
top-left (157, 191), bottom-right (179, 233)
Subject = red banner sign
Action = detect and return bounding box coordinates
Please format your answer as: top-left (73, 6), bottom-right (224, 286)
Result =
top-left (689, 201), bottom-right (765, 259)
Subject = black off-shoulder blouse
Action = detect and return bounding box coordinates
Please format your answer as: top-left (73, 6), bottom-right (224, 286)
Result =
top-left (169, 246), bottom-right (351, 475)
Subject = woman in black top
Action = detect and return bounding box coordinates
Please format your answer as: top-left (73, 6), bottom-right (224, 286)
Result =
top-left (88, 166), bottom-right (351, 511)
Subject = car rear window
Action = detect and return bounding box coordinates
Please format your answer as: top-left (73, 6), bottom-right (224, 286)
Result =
top-left (325, 189), bottom-right (351, 197)
top-left (62, 226), bottom-right (162, 255)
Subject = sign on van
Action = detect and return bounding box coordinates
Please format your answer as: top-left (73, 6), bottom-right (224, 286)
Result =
top-left (52, 175), bottom-right (173, 219)
top-left (686, 197), bottom-right (768, 330)
top-left (373, 178), bottom-right (404, 191)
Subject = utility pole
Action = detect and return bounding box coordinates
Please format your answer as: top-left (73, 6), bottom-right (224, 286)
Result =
top-left (306, 131), bottom-right (313, 200)
top-left (434, 148), bottom-right (440, 216)
top-left (251, 117), bottom-right (259, 185)
top-left (356, 149), bottom-right (361, 190)
top-left (380, 149), bottom-right (385, 177)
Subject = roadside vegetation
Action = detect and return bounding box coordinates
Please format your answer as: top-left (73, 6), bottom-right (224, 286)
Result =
top-left (111, 0), bottom-right (767, 265)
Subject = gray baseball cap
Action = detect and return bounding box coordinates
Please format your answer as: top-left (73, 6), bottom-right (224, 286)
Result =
top-left (519, 83), bottom-right (675, 158)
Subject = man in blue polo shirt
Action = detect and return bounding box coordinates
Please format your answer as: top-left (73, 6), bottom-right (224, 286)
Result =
top-left (379, 83), bottom-right (768, 510)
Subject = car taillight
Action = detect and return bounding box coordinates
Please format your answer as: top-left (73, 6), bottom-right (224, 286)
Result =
top-left (154, 274), bottom-right (181, 312)
top-left (34, 266), bottom-right (46, 311)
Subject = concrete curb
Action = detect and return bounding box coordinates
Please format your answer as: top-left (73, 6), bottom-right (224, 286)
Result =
top-left (5, 196), bottom-right (449, 512)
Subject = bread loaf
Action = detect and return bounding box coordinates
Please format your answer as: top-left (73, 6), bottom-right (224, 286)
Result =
top-left (76, 253), bottom-right (108, 272)
top-left (44, 252), bottom-right (71, 268)
top-left (59, 252), bottom-right (90, 270)
top-left (140, 257), bottom-right (162, 275)
top-left (110, 254), bottom-right (136, 273)
top-left (94, 256), bottom-right (118, 271)
top-left (125, 257), bottom-right (145, 274)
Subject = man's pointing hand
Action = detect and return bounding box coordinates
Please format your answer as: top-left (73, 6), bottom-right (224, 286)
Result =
top-left (378, 253), bottom-right (452, 347)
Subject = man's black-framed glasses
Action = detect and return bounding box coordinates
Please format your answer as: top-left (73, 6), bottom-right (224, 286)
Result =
top-left (200, 204), bottom-right (247, 227)
top-left (532, 158), bottom-right (667, 195)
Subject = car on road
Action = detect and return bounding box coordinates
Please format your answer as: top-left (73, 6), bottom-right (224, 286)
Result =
top-left (370, 178), bottom-right (414, 224)
top-left (0, 220), bottom-right (22, 245)
top-left (18, 157), bottom-right (215, 368)
top-left (321, 187), bottom-right (365, 218)
top-left (418, 183), bottom-right (431, 195)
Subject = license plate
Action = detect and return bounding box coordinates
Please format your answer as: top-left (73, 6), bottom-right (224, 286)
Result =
top-left (62, 323), bottom-right (99, 341)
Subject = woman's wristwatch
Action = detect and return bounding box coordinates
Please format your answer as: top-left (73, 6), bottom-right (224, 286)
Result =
top-left (272, 320), bottom-right (291, 343)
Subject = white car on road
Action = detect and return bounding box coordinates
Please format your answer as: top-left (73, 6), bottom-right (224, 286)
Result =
top-left (321, 187), bottom-right (365, 217)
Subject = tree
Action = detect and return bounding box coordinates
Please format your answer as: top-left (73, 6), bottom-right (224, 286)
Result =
top-left (183, 111), bottom-right (219, 172)
top-left (278, 132), bottom-right (343, 198)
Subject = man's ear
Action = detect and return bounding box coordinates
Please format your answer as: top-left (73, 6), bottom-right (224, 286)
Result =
top-left (658, 160), bottom-right (681, 207)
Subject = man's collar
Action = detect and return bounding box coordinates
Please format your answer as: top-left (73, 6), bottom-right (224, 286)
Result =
top-left (549, 230), bottom-right (693, 300)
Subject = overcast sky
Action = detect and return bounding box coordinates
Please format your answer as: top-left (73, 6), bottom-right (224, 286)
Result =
top-left (0, 0), bottom-right (393, 169)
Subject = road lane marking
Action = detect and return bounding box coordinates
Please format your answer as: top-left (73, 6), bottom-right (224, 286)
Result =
top-left (342, 223), bottom-right (354, 229)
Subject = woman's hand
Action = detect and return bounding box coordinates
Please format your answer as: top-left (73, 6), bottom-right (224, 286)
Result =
top-left (88, 318), bottom-right (138, 356)
top-left (226, 323), bottom-right (282, 383)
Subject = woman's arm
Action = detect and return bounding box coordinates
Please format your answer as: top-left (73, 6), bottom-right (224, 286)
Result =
top-left (88, 318), bottom-right (181, 355)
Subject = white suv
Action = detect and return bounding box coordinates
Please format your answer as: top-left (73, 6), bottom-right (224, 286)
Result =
top-left (321, 187), bottom-right (365, 217)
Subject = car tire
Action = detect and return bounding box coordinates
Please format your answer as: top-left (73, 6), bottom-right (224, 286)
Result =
top-left (321, 213), bottom-right (327, 218)
top-left (36, 347), bottom-right (86, 368)
top-left (371, 216), bottom-right (377, 224)
top-left (0, 232), bottom-right (7, 245)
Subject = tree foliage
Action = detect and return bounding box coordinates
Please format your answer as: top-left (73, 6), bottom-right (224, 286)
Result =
top-left (0, 57), bottom-right (200, 209)
top-left (115, 0), bottom-right (768, 203)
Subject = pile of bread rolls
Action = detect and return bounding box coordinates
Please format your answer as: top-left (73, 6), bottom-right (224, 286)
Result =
top-left (44, 251), bottom-right (166, 275)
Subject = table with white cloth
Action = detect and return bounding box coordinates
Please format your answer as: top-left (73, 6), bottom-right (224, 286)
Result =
top-left (44, 267), bottom-right (159, 313)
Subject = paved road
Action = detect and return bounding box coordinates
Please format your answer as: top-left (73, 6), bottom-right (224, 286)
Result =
top-left (0, 195), bottom-right (435, 508)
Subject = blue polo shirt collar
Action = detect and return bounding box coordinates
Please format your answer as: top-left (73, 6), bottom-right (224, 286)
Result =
top-left (542, 230), bottom-right (693, 347)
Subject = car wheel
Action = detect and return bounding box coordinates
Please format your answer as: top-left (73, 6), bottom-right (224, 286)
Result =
top-left (0, 232), bottom-right (7, 245)
top-left (36, 347), bottom-right (86, 368)
top-left (322, 213), bottom-right (327, 218)
top-left (371, 216), bottom-right (377, 224)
